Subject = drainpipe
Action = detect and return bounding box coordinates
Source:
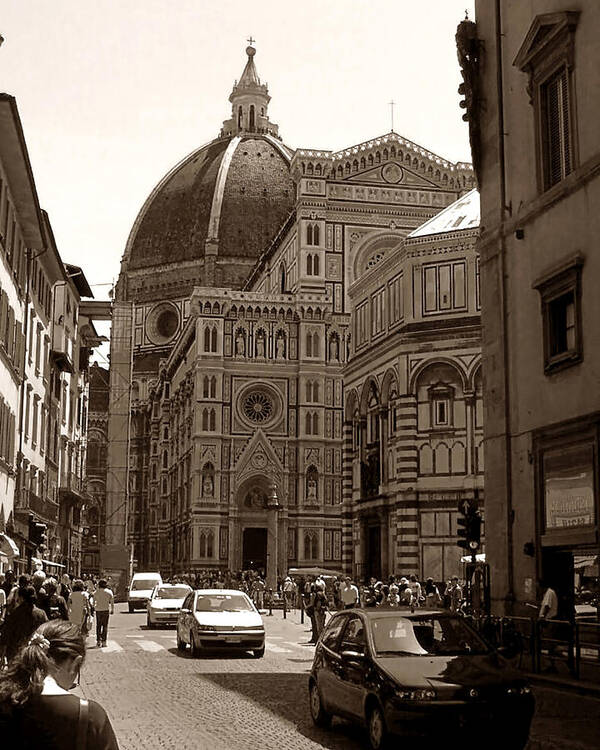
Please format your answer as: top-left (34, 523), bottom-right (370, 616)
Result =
top-left (494, 0), bottom-right (515, 611)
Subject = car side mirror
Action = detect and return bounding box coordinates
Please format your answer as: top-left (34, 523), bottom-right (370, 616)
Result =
top-left (180, 608), bottom-right (190, 614)
top-left (341, 649), bottom-right (365, 662)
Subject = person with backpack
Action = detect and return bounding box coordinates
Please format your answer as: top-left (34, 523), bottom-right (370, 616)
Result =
top-left (313, 581), bottom-right (328, 638)
top-left (0, 620), bottom-right (119, 748)
top-left (41, 580), bottom-right (68, 622)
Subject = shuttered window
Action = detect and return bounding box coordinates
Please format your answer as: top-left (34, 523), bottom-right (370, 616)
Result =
top-left (542, 66), bottom-right (572, 189)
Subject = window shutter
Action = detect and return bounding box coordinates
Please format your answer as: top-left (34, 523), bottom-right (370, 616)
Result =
top-left (545, 66), bottom-right (572, 188)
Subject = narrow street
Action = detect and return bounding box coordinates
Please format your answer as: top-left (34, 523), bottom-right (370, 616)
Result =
top-left (72, 604), bottom-right (600, 750)
top-left (77, 604), bottom-right (362, 750)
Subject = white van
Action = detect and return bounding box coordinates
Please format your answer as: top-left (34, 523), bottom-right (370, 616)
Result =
top-left (128, 572), bottom-right (162, 612)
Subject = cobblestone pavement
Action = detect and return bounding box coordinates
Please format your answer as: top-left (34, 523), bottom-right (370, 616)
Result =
top-left (76, 604), bottom-right (598, 750)
top-left (78, 605), bottom-right (362, 750)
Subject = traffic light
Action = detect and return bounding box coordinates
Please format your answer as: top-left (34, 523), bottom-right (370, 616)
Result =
top-left (28, 514), bottom-right (48, 549)
top-left (457, 510), bottom-right (481, 553)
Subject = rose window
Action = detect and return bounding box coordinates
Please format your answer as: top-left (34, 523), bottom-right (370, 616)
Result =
top-left (243, 391), bottom-right (274, 424)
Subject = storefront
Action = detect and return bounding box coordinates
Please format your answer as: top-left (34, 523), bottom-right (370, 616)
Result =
top-left (535, 414), bottom-right (600, 620)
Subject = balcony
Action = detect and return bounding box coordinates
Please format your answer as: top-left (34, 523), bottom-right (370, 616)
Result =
top-left (58, 471), bottom-right (88, 504)
top-left (15, 489), bottom-right (59, 523)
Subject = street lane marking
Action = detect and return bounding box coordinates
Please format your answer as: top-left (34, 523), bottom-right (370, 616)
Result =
top-left (265, 642), bottom-right (292, 654)
top-left (135, 640), bottom-right (165, 652)
top-left (100, 641), bottom-right (123, 653)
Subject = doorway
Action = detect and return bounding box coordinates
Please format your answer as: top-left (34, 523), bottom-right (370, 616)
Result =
top-left (366, 524), bottom-right (381, 582)
top-left (542, 548), bottom-right (575, 620)
top-left (243, 528), bottom-right (267, 571)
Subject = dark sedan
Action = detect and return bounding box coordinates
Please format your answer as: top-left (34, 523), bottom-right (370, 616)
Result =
top-left (308, 609), bottom-right (534, 750)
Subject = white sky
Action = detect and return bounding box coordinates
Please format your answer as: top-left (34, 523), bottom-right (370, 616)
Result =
top-left (2, 0), bottom-right (475, 364)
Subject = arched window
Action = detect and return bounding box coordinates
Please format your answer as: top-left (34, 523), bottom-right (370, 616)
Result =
top-left (249, 105), bottom-right (255, 132)
top-left (313, 381), bottom-right (320, 402)
top-left (152, 463), bottom-right (157, 481)
top-left (280, 263), bottom-right (286, 293)
top-left (210, 376), bottom-right (216, 398)
top-left (163, 425), bottom-right (169, 440)
top-left (204, 326), bottom-right (211, 352)
top-left (306, 223), bottom-right (313, 246)
top-left (304, 530), bottom-right (318, 560)
top-left (313, 224), bottom-right (320, 246)
top-left (199, 529), bottom-right (214, 558)
top-left (312, 333), bottom-right (320, 358)
top-left (306, 380), bottom-right (312, 402)
top-left (306, 254), bottom-right (313, 275)
top-left (203, 376), bottom-right (209, 398)
top-left (305, 411), bottom-right (312, 435)
top-left (312, 253), bottom-right (320, 275)
top-left (209, 408), bottom-right (216, 431)
top-left (162, 451), bottom-right (168, 469)
top-left (202, 409), bottom-right (209, 431)
top-left (237, 105), bottom-right (242, 129)
top-left (312, 412), bottom-right (319, 435)
top-left (306, 331), bottom-right (312, 357)
top-left (211, 326), bottom-right (217, 352)
top-left (161, 477), bottom-right (167, 495)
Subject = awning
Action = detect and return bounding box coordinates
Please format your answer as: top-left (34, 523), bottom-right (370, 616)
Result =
top-left (0, 532), bottom-right (19, 558)
top-left (41, 559), bottom-right (66, 569)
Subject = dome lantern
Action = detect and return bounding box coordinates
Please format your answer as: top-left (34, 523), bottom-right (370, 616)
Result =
top-left (221, 42), bottom-right (280, 139)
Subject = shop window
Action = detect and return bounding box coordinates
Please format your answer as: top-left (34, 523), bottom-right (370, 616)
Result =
top-left (534, 254), bottom-right (582, 374)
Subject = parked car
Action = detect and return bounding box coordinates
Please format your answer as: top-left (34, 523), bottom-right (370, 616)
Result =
top-left (308, 609), bottom-right (534, 750)
top-left (176, 589), bottom-right (265, 658)
top-left (147, 583), bottom-right (192, 628)
top-left (127, 572), bottom-right (162, 612)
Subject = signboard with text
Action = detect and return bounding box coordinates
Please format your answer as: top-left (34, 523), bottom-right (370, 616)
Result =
top-left (544, 444), bottom-right (596, 530)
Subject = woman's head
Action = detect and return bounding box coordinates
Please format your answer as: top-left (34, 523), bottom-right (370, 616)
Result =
top-left (0, 621), bottom-right (86, 707)
top-left (72, 579), bottom-right (85, 592)
top-left (17, 585), bottom-right (37, 606)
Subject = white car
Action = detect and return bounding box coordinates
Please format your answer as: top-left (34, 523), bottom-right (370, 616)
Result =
top-left (147, 584), bottom-right (192, 628)
top-left (177, 589), bottom-right (265, 658)
top-left (128, 572), bottom-right (162, 612)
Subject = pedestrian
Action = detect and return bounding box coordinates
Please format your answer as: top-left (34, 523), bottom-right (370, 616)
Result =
top-left (42, 580), bottom-right (69, 621)
top-left (31, 570), bottom-right (49, 611)
top-left (447, 576), bottom-right (463, 612)
top-left (0, 585), bottom-right (48, 664)
top-left (1, 570), bottom-right (14, 599)
top-left (67, 580), bottom-right (92, 638)
top-left (0, 574), bottom-right (6, 623)
top-left (424, 577), bottom-right (442, 608)
top-left (0, 620), bottom-right (120, 748)
top-left (538, 579), bottom-right (558, 621)
top-left (283, 576), bottom-right (295, 609)
top-left (408, 575), bottom-right (422, 606)
top-left (58, 574), bottom-right (72, 602)
top-left (340, 576), bottom-right (359, 609)
top-left (313, 582), bottom-right (328, 639)
top-left (92, 579), bottom-right (114, 648)
top-left (304, 583), bottom-right (318, 644)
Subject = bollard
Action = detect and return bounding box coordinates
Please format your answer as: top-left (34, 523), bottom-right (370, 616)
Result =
top-left (300, 596), bottom-right (304, 625)
top-left (283, 593), bottom-right (287, 619)
top-left (268, 588), bottom-right (273, 616)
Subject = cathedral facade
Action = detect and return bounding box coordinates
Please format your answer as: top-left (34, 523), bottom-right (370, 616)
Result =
top-left (105, 45), bottom-right (476, 580)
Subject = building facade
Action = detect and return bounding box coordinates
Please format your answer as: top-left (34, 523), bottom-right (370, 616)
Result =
top-left (107, 44), bottom-right (476, 580)
top-left (344, 190), bottom-right (482, 583)
top-left (471, 3), bottom-right (600, 616)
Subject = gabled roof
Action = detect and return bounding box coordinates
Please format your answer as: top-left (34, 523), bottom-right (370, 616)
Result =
top-left (407, 189), bottom-right (479, 238)
top-left (0, 94), bottom-right (45, 248)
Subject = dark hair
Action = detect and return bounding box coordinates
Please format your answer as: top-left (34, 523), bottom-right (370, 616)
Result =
top-left (17, 574), bottom-right (30, 588)
top-left (0, 621), bottom-right (85, 708)
top-left (72, 579), bottom-right (85, 592)
top-left (45, 579), bottom-right (57, 596)
top-left (98, 579), bottom-right (107, 588)
top-left (17, 585), bottom-right (37, 606)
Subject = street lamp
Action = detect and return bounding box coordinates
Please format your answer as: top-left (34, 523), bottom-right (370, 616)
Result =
top-left (266, 481), bottom-right (281, 591)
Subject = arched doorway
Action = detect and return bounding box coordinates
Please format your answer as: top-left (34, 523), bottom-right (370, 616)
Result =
top-left (237, 479), bottom-right (271, 572)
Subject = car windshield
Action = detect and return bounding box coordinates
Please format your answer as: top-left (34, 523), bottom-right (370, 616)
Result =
top-left (155, 587), bottom-right (190, 599)
top-left (371, 615), bottom-right (490, 657)
top-left (131, 579), bottom-right (158, 591)
top-left (195, 594), bottom-right (254, 613)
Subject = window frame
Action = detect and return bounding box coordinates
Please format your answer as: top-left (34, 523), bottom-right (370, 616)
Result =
top-left (533, 253), bottom-right (583, 375)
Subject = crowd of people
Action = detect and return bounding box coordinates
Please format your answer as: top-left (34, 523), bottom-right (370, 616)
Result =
top-left (0, 567), bottom-right (119, 747)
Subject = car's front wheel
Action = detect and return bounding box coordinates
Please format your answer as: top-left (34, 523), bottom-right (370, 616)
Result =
top-left (128, 603), bottom-right (134, 613)
top-left (309, 680), bottom-right (332, 728)
top-left (253, 646), bottom-right (265, 658)
top-left (189, 631), bottom-right (201, 659)
top-left (367, 702), bottom-right (389, 750)
top-left (146, 616), bottom-right (154, 629)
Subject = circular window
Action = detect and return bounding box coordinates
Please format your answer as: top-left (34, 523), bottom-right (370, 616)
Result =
top-left (146, 303), bottom-right (180, 345)
top-left (243, 391), bottom-right (273, 424)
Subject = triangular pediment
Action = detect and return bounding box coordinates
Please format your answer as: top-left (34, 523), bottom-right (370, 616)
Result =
top-left (233, 429), bottom-right (283, 492)
top-left (513, 11), bottom-right (580, 70)
top-left (346, 163), bottom-right (442, 189)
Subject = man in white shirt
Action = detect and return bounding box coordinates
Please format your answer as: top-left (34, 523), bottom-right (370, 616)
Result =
top-left (93, 579), bottom-right (114, 648)
top-left (340, 576), bottom-right (359, 609)
top-left (539, 581), bottom-right (558, 620)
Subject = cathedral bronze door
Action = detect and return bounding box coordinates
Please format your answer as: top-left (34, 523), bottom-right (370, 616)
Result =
top-left (243, 528), bottom-right (268, 572)
top-left (366, 524), bottom-right (382, 582)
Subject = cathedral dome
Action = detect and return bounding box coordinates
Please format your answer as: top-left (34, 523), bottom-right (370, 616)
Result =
top-left (125, 45), bottom-right (295, 287)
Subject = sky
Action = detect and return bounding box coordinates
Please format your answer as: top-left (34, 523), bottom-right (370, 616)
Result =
top-left (1, 0), bottom-right (475, 364)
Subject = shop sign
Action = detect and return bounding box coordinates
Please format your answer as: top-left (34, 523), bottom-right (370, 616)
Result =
top-left (544, 444), bottom-right (596, 530)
